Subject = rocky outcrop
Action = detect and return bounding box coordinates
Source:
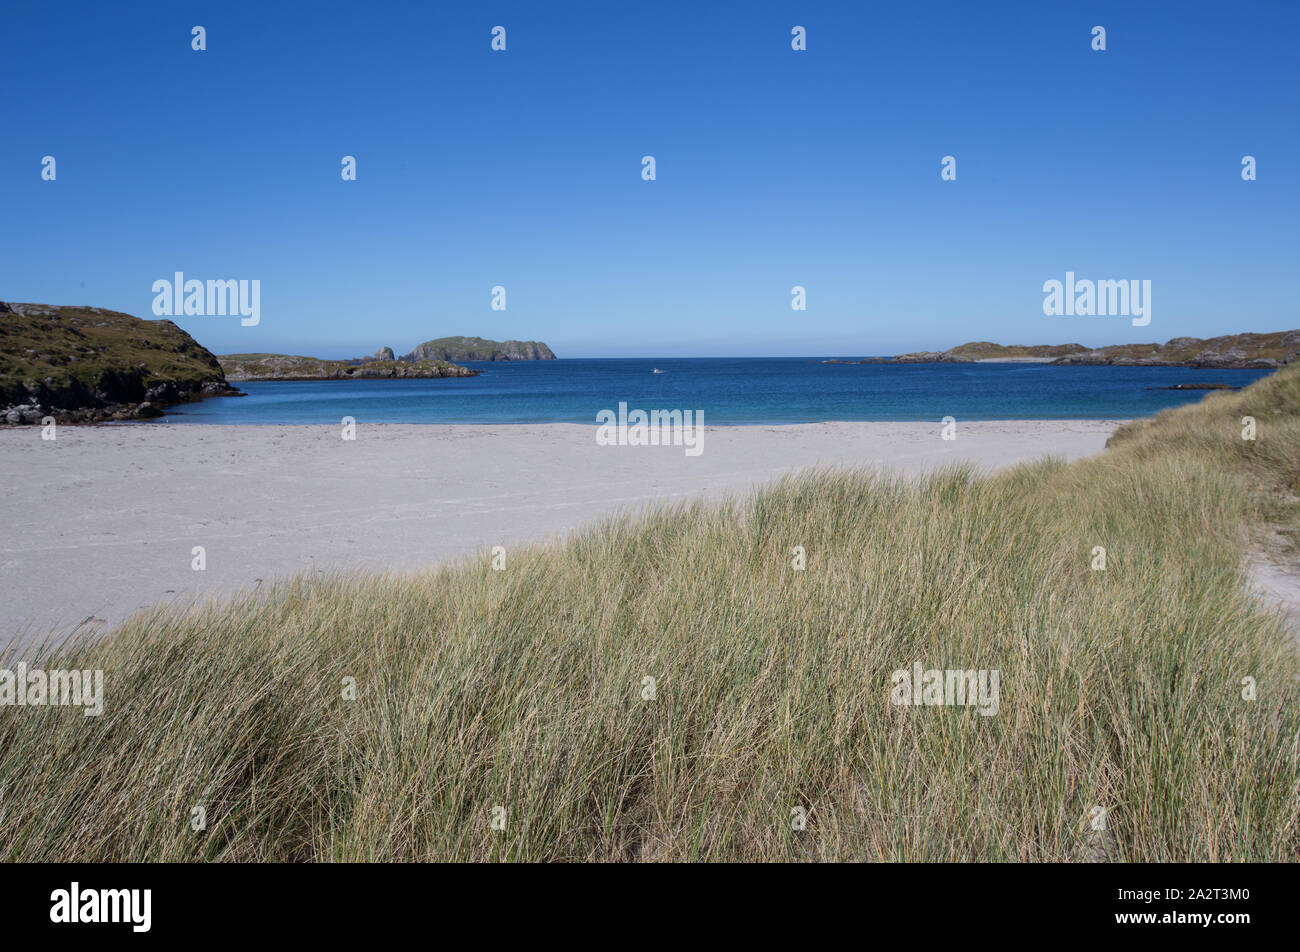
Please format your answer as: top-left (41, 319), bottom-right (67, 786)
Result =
top-left (403, 336), bottom-right (557, 362)
top-left (892, 342), bottom-right (1091, 363)
top-left (1, 301), bottom-right (240, 424)
top-left (1049, 332), bottom-right (1300, 368)
top-left (218, 353), bottom-right (478, 381)
top-left (882, 332), bottom-right (1300, 368)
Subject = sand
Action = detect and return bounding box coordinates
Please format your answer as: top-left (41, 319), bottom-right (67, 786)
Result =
top-left (1248, 548), bottom-right (1300, 652)
top-left (0, 420), bottom-right (1121, 647)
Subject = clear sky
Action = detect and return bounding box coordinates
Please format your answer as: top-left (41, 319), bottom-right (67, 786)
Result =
top-left (2, 1), bottom-right (1296, 358)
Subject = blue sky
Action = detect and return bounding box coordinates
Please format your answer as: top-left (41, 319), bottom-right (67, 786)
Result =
top-left (2, 1), bottom-right (1296, 357)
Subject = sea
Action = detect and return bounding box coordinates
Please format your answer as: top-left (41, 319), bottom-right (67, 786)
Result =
top-left (158, 358), bottom-right (1273, 425)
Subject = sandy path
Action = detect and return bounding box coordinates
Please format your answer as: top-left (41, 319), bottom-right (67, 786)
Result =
top-left (0, 420), bottom-right (1121, 647)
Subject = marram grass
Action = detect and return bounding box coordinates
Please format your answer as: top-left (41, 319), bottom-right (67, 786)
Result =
top-left (2, 368), bottom-right (1299, 861)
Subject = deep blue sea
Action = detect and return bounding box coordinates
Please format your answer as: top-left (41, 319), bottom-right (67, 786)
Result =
top-left (161, 358), bottom-right (1273, 424)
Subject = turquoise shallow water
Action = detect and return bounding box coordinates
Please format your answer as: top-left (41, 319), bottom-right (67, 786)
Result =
top-left (160, 358), bottom-right (1274, 424)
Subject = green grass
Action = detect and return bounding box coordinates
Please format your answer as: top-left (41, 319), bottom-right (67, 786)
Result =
top-left (0, 303), bottom-right (226, 406)
top-left (2, 366), bottom-right (1298, 861)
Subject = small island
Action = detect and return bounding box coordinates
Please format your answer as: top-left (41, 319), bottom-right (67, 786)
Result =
top-left (403, 336), bottom-right (557, 362)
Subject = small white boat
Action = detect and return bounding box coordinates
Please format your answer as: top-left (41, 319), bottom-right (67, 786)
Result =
top-left (652, 367), bottom-right (663, 374)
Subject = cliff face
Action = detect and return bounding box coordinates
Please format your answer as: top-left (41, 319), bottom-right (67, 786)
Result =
top-left (218, 353), bottom-right (478, 381)
top-left (403, 336), bottom-right (557, 362)
top-left (0, 301), bottom-right (238, 423)
top-left (889, 332), bottom-right (1300, 368)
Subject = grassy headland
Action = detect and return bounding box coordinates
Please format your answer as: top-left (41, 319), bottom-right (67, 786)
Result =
top-left (1, 366), bottom-right (1297, 861)
top-left (218, 353), bottom-right (477, 382)
top-left (889, 331), bottom-right (1300, 368)
top-left (0, 302), bottom-right (236, 422)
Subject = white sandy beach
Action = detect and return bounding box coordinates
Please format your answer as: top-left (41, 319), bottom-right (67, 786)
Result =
top-left (0, 420), bottom-right (1121, 645)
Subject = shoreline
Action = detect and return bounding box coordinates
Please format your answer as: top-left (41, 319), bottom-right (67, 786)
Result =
top-left (3, 356), bottom-right (1273, 428)
top-left (0, 419), bottom-right (1123, 647)
top-left (138, 416), bottom-right (1143, 427)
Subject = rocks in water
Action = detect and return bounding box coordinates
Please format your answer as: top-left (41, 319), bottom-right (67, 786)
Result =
top-left (1145, 383), bottom-right (1241, 390)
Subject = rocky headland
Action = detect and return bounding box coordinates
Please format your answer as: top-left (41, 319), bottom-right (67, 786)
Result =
top-left (839, 331), bottom-right (1300, 369)
top-left (218, 351), bottom-right (478, 382)
top-left (1, 301), bottom-right (239, 424)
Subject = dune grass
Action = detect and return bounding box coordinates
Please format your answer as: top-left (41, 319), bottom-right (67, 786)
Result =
top-left (2, 368), bottom-right (1299, 861)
